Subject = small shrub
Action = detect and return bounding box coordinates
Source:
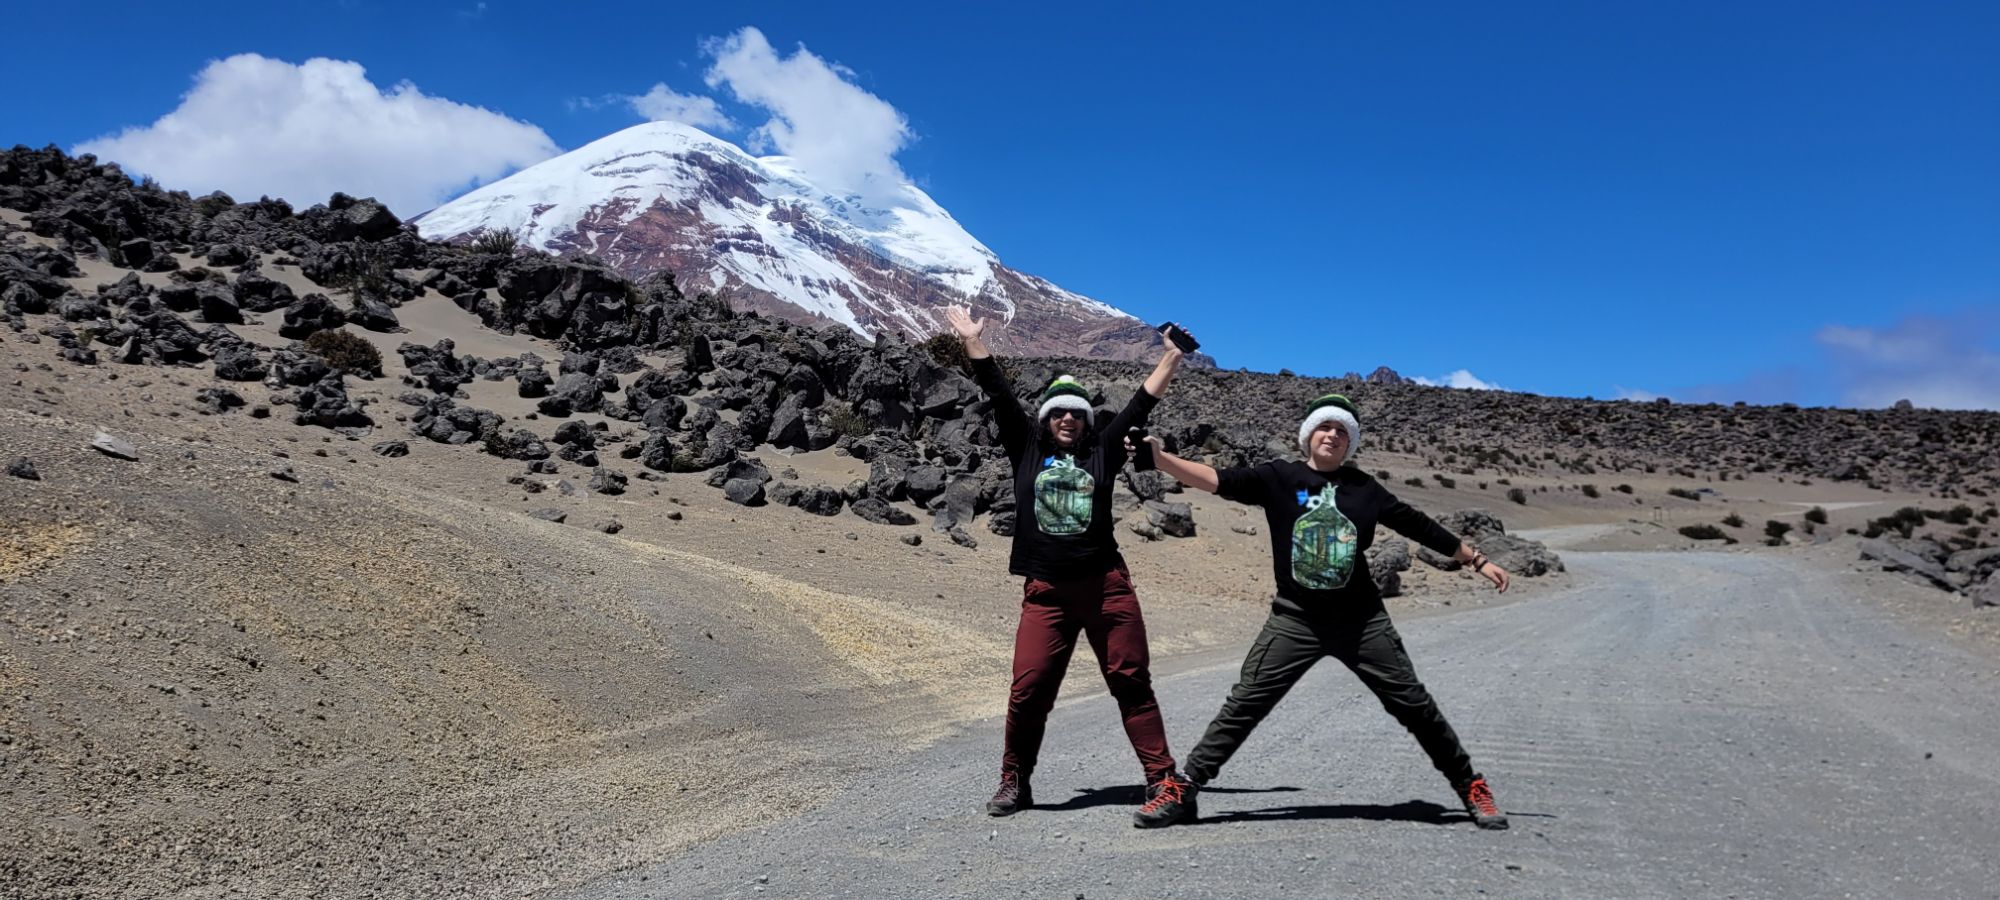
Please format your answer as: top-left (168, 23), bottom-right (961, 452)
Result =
top-left (1376, 470), bottom-right (1393, 481)
top-left (1614, 484), bottom-right (1634, 494)
top-left (1507, 487), bottom-right (1527, 505)
top-left (1404, 477), bottom-right (1424, 487)
top-left (1764, 520), bottom-right (1793, 543)
top-left (920, 331), bottom-right (971, 374)
top-left (825, 403), bottom-right (870, 437)
top-left (1804, 506), bottom-right (1828, 525)
top-left (303, 329), bottom-right (382, 377)
top-left (1679, 524), bottom-right (1727, 541)
top-left (1668, 488), bottom-right (1701, 502)
top-left (1581, 484), bottom-right (1600, 499)
top-left (1432, 474), bottom-right (1456, 489)
top-left (1722, 513), bottom-right (1745, 528)
top-left (470, 230), bottom-right (520, 256)
top-left (1946, 504), bottom-right (1975, 525)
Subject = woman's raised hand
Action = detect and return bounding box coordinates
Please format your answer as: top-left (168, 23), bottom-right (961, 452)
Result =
top-left (945, 305), bottom-right (986, 341)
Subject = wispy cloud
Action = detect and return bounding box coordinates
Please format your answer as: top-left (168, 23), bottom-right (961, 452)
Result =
top-left (1814, 312), bottom-right (2000, 409)
top-left (701, 26), bottom-right (913, 201)
top-left (625, 82), bottom-right (734, 131)
top-left (76, 54), bottom-right (557, 216)
top-left (1413, 369), bottom-right (1505, 391)
top-left (1613, 386), bottom-right (1666, 402)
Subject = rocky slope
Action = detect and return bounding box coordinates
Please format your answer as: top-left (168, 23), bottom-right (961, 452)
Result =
top-left (411, 121), bottom-right (1184, 363)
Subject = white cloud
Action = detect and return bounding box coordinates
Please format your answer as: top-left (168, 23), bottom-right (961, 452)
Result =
top-left (1614, 386), bottom-right (1667, 402)
top-left (76, 54), bottom-right (559, 217)
top-left (1413, 369), bottom-right (1505, 391)
top-left (626, 82), bottom-right (734, 131)
top-left (1815, 314), bottom-right (2000, 410)
top-left (701, 27), bottom-right (913, 200)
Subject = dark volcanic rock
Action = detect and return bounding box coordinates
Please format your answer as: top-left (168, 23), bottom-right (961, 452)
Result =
top-left (194, 386), bottom-right (245, 414)
top-left (372, 440), bottom-right (409, 458)
top-left (398, 339), bottom-right (473, 394)
top-left (722, 477), bottom-right (766, 506)
top-left (851, 497), bottom-right (917, 526)
top-left (291, 374), bottom-right (371, 429)
top-left (280, 293), bottom-right (346, 339)
top-left (588, 467), bottom-right (628, 495)
top-left (517, 366), bottom-right (553, 398)
top-left (7, 458), bottom-right (39, 480)
top-left (232, 271), bottom-right (297, 312)
top-left (1142, 500), bottom-right (1197, 538)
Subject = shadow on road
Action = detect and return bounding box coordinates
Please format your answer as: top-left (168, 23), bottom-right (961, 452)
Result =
top-left (1194, 799), bottom-right (1466, 826)
top-left (1039, 784), bottom-right (1305, 812)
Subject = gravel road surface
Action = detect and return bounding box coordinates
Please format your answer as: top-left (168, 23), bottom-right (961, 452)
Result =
top-left (571, 550), bottom-right (2000, 899)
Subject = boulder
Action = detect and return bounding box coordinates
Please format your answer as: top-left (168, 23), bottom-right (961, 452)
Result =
top-left (90, 431), bottom-right (138, 460)
top-left (211, 343), bottom-right (266, 381)
top-left (517, 367), bottom-right (553, 398)
top-left (638, 433), bottom-right (675, 472)
top-left (722, 477), bottom-right (766, 506)
top-left (588, 467), bottom-right (628, 495)
top-left (906, 464), bottom-right (949, 505)
top-left (232, 271), bottom-right (296, 312)
top-left (372, 441), bottom-right (409, 458)
top-left (280, 293), bottom-right (346, 339)
top-left (1142, 500), bottom-right (1197, 538)
top-left (704, 457), bottom-right (772, 489)
top-left (851, 497), bottom-right (918, 526)
top-left (348, 294), bottom-right (401, 331)
top-left (292, 374), bottom-right (371, 429)
top-left (1858, 537), bottom-right (1955, 591)
top-left (868, 455), bottom-right (912, 501)
top-left (1971, 570), bottom-right (2000, 609)
top-left (194, 386), bottom-right (245, 414)
top-left (1367, 537), bottom-right (1411, 597)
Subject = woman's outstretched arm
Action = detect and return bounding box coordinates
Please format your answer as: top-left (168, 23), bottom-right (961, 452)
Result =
top-left (947, 306), bottom-right (1031, 459)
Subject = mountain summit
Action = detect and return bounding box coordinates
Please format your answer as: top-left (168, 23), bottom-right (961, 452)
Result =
top-left (414, 121), bottom-right (1175, 361)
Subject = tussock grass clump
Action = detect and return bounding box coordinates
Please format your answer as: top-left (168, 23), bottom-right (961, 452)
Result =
top-left (303, 329), bottom-right (382, 377)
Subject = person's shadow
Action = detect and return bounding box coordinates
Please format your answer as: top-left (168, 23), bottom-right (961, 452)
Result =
top-left (1039, 784), bottom-right (1303, 812)
top-left (1192, 798), bottom-right (1464, 826)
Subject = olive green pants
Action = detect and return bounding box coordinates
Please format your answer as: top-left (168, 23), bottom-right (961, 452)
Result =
top-left (1183, 607), bottom-right (1475, 787)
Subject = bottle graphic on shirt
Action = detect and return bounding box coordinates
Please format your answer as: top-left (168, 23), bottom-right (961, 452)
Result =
top-left (1291, 484), bottom-right (1357, 589)
top-left (1034, 455), bottom-right (1093, 536)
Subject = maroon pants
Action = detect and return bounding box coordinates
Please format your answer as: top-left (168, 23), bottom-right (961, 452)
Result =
top-left (1001, 561), bottom-right (1177, 784)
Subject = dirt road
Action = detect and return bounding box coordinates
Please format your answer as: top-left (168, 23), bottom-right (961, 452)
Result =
top-left (571, 550), bottom-right (2000, 899)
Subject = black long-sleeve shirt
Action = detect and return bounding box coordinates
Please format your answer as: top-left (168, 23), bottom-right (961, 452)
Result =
top-left (1216, 461), bottom-right (1463, 618)
top-left (971, 356), bottom-right (1157, 580)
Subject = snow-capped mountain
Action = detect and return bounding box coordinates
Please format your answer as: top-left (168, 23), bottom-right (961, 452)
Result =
top-left (414, 121), bottom-right (1175, 361)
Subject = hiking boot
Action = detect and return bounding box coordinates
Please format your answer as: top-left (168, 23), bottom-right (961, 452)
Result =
top-left (1132, 772), bottom-right (1198, 828)
top-left (985, 771), bottom-right (1031, 816)
top-left (1455, 774), bottom-right (1508, 830)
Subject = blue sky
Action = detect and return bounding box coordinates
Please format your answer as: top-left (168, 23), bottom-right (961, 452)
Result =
top-left (5, 1), bottom-right (1997, 408)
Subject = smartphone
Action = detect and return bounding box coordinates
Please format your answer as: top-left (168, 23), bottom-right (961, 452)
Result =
top-left (1128, 427), bottom-right (1155, 471)
top-left (1157, 322), bottom-right (1201, 353)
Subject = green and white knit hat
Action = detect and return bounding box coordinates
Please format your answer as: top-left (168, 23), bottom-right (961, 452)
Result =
top-left (1297, 393), bottom-right (1361, 463)
top-left (1037, 375), bottom-right (1094, 425)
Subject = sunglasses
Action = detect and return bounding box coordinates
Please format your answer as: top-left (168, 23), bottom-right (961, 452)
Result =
top-left (1047, 409), bottom-right (1087, 421)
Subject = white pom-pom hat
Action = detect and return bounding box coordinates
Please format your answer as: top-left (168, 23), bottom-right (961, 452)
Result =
top-left (1297, 393), bottom-right (1361, 464)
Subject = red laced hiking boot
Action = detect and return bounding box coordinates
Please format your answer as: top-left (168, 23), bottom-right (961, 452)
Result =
top-left (1132, 772), bottom-right (1198, 828)
top-left (985, 771), bottom-right (1032, 816)
top-left (1456, 775), bottom-right (1508, 830)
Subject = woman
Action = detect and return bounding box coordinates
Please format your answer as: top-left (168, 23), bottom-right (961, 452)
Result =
top-left (945, 305), bottom-right (1198, 829)
top-left (1129, 393), bottom-right (1512, 829)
